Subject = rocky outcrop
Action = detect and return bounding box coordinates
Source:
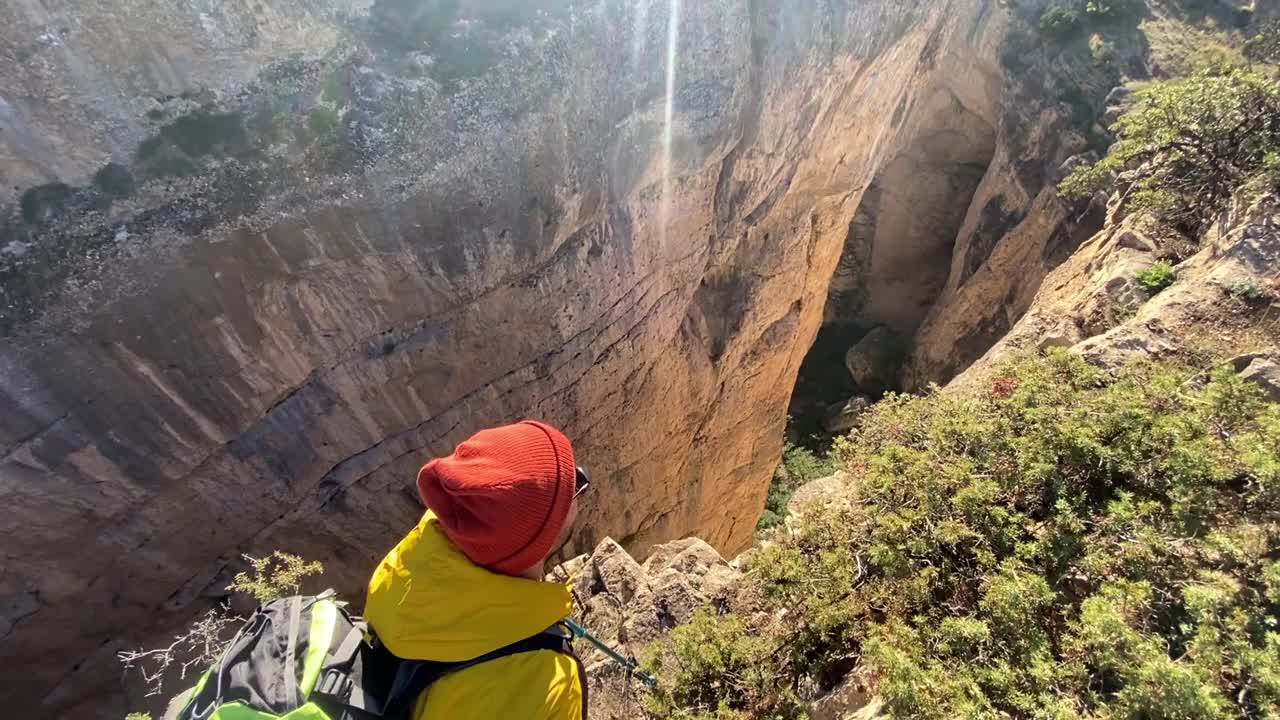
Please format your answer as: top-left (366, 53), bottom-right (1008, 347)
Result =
top-left (553, 535), bottom-right (740, 720)
top-left (901, 6), bottom-right (1125, 388)
top-left (810, 676), bottom-right (883, 720)
top-left (952, 193), bottom-right (1280, 389)
top-left (570, 475), bottom-right (870, 719)
top-left (0, 1), bottom-right (1022, 715)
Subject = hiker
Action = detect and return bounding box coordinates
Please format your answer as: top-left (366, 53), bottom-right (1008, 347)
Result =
top-left (363, 420), bottom-right (590, 719)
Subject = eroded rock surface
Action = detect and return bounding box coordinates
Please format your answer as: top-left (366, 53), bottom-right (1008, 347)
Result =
top-left (951, 194), bottom-right (1280, 390)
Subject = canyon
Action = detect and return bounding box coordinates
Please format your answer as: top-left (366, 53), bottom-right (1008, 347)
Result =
top-left (1, 0), bottom-right (1125, 715)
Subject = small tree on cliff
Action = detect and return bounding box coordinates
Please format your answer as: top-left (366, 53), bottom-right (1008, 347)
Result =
top-left (1059, 67), bottom-right (1280, 230)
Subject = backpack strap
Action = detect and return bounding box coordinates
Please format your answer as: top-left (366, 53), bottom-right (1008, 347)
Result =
top-left (313, 624), bottom-right (578, 718)
top-left (428, 624), bottom-right (574, 678)
top-left (311, 624), bottom-right (371, 712)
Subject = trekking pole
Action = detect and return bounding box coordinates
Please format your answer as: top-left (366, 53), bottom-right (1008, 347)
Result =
top-left (563, 618), bottom-right (658, 688)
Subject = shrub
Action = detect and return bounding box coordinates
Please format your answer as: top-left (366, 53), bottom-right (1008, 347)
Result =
top-left (1040, 6), bottom-right (1084, 40)
top-left (650, 352), bottom-right (1280, 718)
top-left (227, 551), bottom-right (325, 604)
top-left (644, 611), bottom-right (796, 719)
top-left (1091, 36), bottom-right (1119, 70)
top-left (93, 162), bottom-right (135, 198)
top-left (1084, 0), bottom-right (1143, 21)
top-left (117, 607), bottom-right (240, 697)
top-left (1134, 261), bottom-right (1176, 294)
top-left (1226, 278), bottom-right (1273, 302)
top-left (1060, 68), bottom-right (1280, 231)
top-left (756, 443), bottom-right (834, 531)
top-left (1184, 43), bottom-right (1248, 75)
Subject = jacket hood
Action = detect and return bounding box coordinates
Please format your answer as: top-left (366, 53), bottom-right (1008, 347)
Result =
top-left (364, 511), bottom-right (573, 662)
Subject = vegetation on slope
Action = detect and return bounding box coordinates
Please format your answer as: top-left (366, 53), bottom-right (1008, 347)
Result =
top-left (647, 352), bottom-right (1280, 719)
top-left (757, 443), bottom-right (836, 532)
top-left (1134, 260), bottom-right (1177, 294)
top-left (1036, 0), bottom-right (1144, 41)
top-left (1060, 67), bottom-right (1280, 231)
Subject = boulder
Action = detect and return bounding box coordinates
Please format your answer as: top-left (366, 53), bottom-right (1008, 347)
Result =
top-left (1078, 324), bottom-right (1178, 370)
top-left (650, 569), bottom-right (704, 628)
top-left (1116, 229), bottom-right (1156, 253)
top-left (1056, 151), bottom-right (1100, 183)
top-left (547, 553), bottom-right (589, 584)
top-left (1105, 85), bottom-right (1134, 108)
top-left (1229, 351), bottom-right (1278, 372)
top-left (809, 673), bottom-right (882, 720)
top-left (588, 539), bottom-right (650, 604)
top-left (643, 536), bottom-right (735, 596)
top-left (1078, 266), bottom-right (1148, 337)
top-left (642, 537), bottom-right (726, 576)
top-left (698, 563), bottom-right (741, 599)
top-left (1233, 354), bottom-right (1280, 402)
top-left (1036, 327), bottom-right (1080, 352)
top-left (572, 534), bottom-right (743, 682)
top-left (824, 396), bottom-right (871, 434)
top-left (787, 472), bottom-right (850, 521)
top-left (845, 326), bottom-right (905, 394)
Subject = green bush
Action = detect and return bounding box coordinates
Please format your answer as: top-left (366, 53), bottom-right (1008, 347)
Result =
top-left (756, 443), bottom-right (835, 531)
top-left (644, 611), bottom-right (792, 719)
top-left (649, 352), bottom-right (1280, 718)
top-left (1226, 278), bottom-right (1273, 303)
top-left (1184, 43), bottom-right (1249, 75)
top-left (1135, 261), bottom-right (1176, 294)
top-left (1091, 36), bottom-right (1119, 70)
top-left (227, 551), bottom-right (325, 603)
top-left (1040, 6), bottom-right (1084, 40)
top-left (1060, 68), bottom-right (1280, 231)
top-left (1084, 0), bottom-right (1143, 21)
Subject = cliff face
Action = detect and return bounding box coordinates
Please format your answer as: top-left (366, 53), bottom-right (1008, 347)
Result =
top-left (0, 1), bottom-right (1013, 715)
top-left (791, 0), bottom-right (1118, 430)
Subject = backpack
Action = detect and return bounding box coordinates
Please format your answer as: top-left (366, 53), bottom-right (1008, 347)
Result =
top-left (172, 591), bottom-right (581, 720)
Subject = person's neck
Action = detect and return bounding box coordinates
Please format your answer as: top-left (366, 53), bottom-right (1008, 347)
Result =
top-left (518, 562), bottom-right (545, 581)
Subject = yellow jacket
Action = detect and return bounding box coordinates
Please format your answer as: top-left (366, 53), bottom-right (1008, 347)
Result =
top-left (364, 511), bottom-right (584, 720)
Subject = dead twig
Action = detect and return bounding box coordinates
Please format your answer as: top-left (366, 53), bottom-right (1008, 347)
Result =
top-left (117, 605), bottom-right (237, 697)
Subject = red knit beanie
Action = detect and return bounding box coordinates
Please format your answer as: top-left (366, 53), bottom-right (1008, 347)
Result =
top-left (417, 420), bottom-right (576, 576)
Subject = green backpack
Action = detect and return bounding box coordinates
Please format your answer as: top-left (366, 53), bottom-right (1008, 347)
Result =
top-left (172, 592), bottom-right (578, 720)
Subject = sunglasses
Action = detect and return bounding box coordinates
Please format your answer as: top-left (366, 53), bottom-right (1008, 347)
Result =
top-left (574, 466), bottom-right (591, 498)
